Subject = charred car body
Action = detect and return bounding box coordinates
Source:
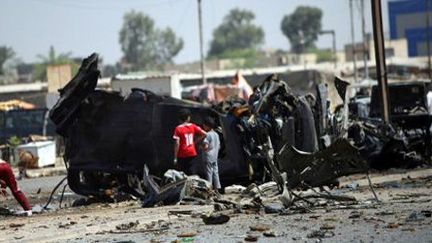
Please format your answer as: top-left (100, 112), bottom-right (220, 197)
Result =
top-left (346, 81), bottom-right (431, 170)
top-left (50, 54), bottom-right (368, 200)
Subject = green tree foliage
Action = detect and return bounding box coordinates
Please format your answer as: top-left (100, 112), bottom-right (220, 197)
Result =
top-left (306, 47), bottom-right (334, 63)
top-left (281, 6), bottom-right (323, 54)
top-left (33, 46), bottom-right (77, 81)
top-left (216, 48), bottom-right (263, 69)
top-left (102, 64), bottom-right (120, 78)
top-left (208, 8), bottom-right (264, 58)
top-left (119, 11), bottom-right (184, 71)
top-left (8, 135), bottom-right (22, 147)
top-left (0, 46), bottom-right (15, 75)
top-left (315, 49), bottom-right (334, 63)
top-left (36, 46), bottom-right (73, 64)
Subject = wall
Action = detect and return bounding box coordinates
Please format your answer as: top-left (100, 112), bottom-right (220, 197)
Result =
top-left (388, 0), bottom-right (432, 56)
top-left (47, 64), bottom-right (72, 93)
top-left (111, 77), bottom-right (174, 97)
top-left (345, 38), bottom-right (408, 62)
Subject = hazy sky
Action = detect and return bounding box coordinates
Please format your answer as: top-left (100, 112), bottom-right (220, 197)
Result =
top-left (0, 0), bottom-right (389, 65)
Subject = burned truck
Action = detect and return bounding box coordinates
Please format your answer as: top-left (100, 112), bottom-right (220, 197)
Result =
top-left (50, 54), bottom-right (366, 200)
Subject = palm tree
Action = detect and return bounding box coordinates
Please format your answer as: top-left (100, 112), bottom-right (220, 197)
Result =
top-left (37, 46), bottom-right (73, 65)
top-left (33, 46), bottom-right (75, 81)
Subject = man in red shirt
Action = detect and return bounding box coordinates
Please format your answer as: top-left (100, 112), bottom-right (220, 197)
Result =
top-left (173, 109), bottom-right (206, 175)
top-left (0, 159), bottom-right (32, 215)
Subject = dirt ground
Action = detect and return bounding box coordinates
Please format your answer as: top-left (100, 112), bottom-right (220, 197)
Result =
top-left (1, 170), bottom-right (432, 243)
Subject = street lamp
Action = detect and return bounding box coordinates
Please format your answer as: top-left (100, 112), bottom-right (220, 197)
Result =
top-left (319, 30), bottom-right (337, 68)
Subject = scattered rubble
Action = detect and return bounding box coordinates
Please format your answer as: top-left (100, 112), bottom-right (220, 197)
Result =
top-left (406, 210), bottom-right (431, 222)
top-left (201, 213), bottom-right (230, 225)
top-left (244, 234), bottom-right (259, 242)
top-left (263, 231), bottom-right (277, 237)
top-left (2, 170), bottom-right (432, 242)
top-left (30, 53), bottom-right (432, 242)
top-left (177, 231), bottom-right (197, 238)
top-left (249, 224), bottom-right (271, 232)
top-left (116, 220), bottom-right (139, 230)
top-left (58, 221), bottom-right (77, 229)
top-left (9, 223), bottom-right (24, 228)
top-left (307, 229), bottom-right (335, 239)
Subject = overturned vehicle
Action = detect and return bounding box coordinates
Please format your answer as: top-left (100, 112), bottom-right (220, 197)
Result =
top-left (50, 53), bottom-right (367, 202)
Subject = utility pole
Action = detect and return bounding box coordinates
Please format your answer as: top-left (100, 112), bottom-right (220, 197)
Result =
top-left (361, 0), bottom-right (369, 79)
top-left (350, 0), bottom-right (358, 82)
top-left (371, 0), bottom-right (390, 123)
top-left (197, 0), bottom-right (206, 84)
top-left (426, 0), bottom-right (432, 82)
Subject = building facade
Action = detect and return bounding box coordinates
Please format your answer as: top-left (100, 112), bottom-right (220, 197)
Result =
top-left (388, 0), bottom-right (432, 57)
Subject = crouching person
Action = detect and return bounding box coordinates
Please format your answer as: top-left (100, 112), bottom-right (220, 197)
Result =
top-left (201, 117), bottom-right (221, 194)
top-left (0, 159), bottom-right (32, 216)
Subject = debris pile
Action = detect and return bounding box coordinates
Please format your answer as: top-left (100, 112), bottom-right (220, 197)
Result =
top-left (48, 53), bottom-right (431, 214)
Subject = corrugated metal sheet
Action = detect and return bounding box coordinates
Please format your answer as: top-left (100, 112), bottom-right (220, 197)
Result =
top-left (0, 82), bottom-right (47, 94)
top-left (0, 78), bottom-right (111, 95)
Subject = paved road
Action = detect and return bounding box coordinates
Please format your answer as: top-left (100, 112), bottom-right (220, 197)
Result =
top-left (1, 169), bottom-right (432, 242)
top-left (18, 175), bottom-right (69, 195)
top-left (1, 175), bottom-right (75, 212)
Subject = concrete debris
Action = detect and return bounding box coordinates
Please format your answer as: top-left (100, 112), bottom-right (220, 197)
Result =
top-left (9, 223), bottom-right (24, 228)
top-left (177, 231), bottom-right (197, 238)
top-left (183, 175), bottom-right (212, 199)
top-left (249, 224), bottom-right (271, 232)
top-left (244, 234), bottom-right (259, 242)
top-left (140, 165), bottom-right (214, 207)
top-left (167, 210), bottom-right (193, 216)
top-left (348, 211), bottom-right (363, 218)
top-left (263, 203), bottom-right (284, 214)
top-left (243, 182), bottom-right (279, 198)
top-left (163, 170), bottom-right (187, 184)
top-left (224, 185), bottom-right (246, 194)
top-left (307, 229), bottom-right (335, 239)
top-left (386, 223), bottom-right (400, 229)
top-left (116, 221), bottom-right (139, 230)
top-left (320, 224), bottom-right (335, 230)
top-left (263, 231), bottom-right (277, 237)
top-left (58, 221), bottom-right (77, 229)
top-left (405, 210), bottom-right (431, 222)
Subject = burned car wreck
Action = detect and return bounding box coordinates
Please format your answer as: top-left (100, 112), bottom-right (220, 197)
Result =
top-left (346, 81), bottom-right (432, 170)
top-left (50, 53), bottom-right (403, 206)
top-left (50, 53), bottom-right (251, 200)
